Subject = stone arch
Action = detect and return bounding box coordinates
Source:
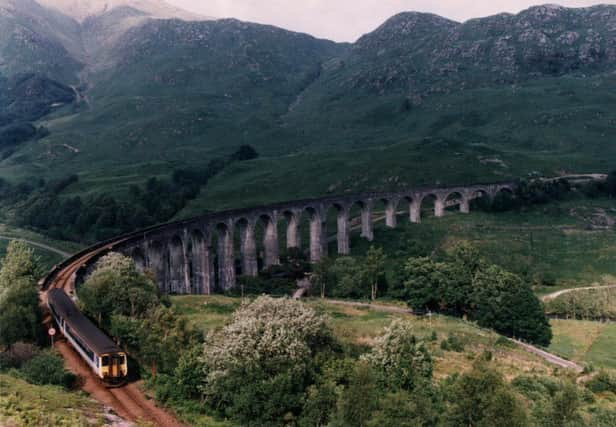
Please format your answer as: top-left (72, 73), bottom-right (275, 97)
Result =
top-left (420, 193), bottom-right (439, 219)
top-left (325, 202), bottom-right (351, 255)
top-left (168, 235), bottom-right (187, 294)
top-left (282, 210), bottom-right (301, 249)
top-left (303, 206), bottom-right (325, 263)
top-left (445, 191), bottom-right (466, 214)
top-left (379, 197), bottom-right (400, 228)
top-left (148, 240), bottom-right (166, 292)
top-left (216, 222), bottom-right (235, 291)
top-left (397, 195), bottom-right (414, 224)
top-left (190, 229), bottom-right (213, 294)
top-left (258, 213), bottom-right (280, 267)
top-left (351, 199), bottom-right (373, 241)
top-left (235, 217), bottom-right (258, 277)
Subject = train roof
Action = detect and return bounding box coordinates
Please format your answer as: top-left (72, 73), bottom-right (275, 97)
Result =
top-left (47, 288), bottom-right (122, 355)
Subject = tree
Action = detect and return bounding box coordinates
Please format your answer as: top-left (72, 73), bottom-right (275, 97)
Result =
top-left (333, 362), bottom-right (379, 427)
top-left (0, 240), bottom-right (41, 297)
top-left (367, 388), bottom-right (442, 427)
top-left (444, 361), bottom-right (528, 427)
top-left (401, 257), bottom-right (451, 312)
top-left (311, 259), bottom-right (331, 299)
top-left (0, 241), bottom-right (42, 348)
top-left (363, 246), bottom-right (386, 300)
top-left (361, 319), bottom-right (432, 391)
top-left (201, 296), bottom-right (336, 425)
top-left (78, 252), bottom-right (160, 328)
top-left (471, 265), bottom-right (552, 346)
top-left (330, 256), bottom-right (369, 299)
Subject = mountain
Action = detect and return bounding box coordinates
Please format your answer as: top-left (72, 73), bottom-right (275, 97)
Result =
top-left (2, 3), bottom-right (616, 217)
top-left (35, 0), bottom-right (206, 22)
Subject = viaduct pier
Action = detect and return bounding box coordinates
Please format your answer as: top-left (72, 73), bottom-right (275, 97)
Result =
top-left (42, 181), bottom-right (514, 294)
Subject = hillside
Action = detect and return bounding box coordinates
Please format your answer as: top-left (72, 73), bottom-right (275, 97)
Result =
top-left (1, 3), bottom-right (616, 222)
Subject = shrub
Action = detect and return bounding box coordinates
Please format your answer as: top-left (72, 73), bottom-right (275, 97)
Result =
top-left (361, 319), bottom-right (432, 391)
top-left (19, 351), bottom-right (77, 389)
top-left (0, 343), bottom-right (39, 370)
top-left (586, 371), bottom-right (616, 395)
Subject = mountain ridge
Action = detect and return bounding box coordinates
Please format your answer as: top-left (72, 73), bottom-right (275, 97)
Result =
top-left (1, 2), bottom-right (616, 216)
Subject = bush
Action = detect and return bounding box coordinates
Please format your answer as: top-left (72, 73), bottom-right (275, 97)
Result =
top-left (586, 371), bottom-right (616, 395)
top-left (440, 334), bottom-right (464, 352)
top-left (19, 351), bottom-right (77, 389)
top-left (0, 343), bottom-right (40, 370)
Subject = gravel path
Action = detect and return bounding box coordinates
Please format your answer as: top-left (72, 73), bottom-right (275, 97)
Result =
top-left (541, 285), bottom-right (616, 302)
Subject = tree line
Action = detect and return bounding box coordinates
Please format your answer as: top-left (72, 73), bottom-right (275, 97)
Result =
top-left (1, 145), bottom-right (258, 243)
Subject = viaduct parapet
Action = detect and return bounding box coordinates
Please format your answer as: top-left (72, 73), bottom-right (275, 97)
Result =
top-left (54, 182), bottom-right (515, 294)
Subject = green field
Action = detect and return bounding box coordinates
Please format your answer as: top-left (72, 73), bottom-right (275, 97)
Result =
top-left (549, 320), bottom-right (616, 369)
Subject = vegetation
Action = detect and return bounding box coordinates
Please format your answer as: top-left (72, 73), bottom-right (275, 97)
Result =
top-left (6, 145), bottom-right (259, 243)
top-left (545, 288), bottom-right (616, 321)
top-left (0, 241), bottom-right (43, 349)
top-left (78, 253), bottom-right (200, 377)
top-left (0, 373), bottom-right (103, 426)
top-left (167, 294), bottom-right (616, 426)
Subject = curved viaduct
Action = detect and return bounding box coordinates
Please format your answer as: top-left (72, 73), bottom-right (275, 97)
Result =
top-left (42, 181), bottom-right (514, 294)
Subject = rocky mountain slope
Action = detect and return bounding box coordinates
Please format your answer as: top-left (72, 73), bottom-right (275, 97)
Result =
top-left (1, 2), bottom-right (616, 212)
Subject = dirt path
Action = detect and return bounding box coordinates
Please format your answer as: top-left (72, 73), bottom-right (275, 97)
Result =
top-left (541, 285), bottom-right (616, 302)
top-left (0, 235), bottom-right (71, 258)
top-left (325, 299), bottom-right (584, 372)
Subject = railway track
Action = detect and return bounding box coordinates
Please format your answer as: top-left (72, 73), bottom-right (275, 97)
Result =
top-left (41, 241), bottom-right (183, 426)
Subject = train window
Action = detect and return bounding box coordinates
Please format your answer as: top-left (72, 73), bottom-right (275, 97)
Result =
top-left (102, 356), bottom-right (109, 366)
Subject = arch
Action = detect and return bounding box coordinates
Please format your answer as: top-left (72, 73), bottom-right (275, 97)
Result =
top-left (190, 229), bottom-right (213, 294)
top-left (397, 195), bottom-right (414, 225)
top-left (169, 235), bottom-right (187, 294)
top-left (236, 218), bottom-right (258, 277)
top-left (283, 210), bottom-right (301, 249)
top-left (381, 197), bottom-right (399, 228)
top-left (216, 222), bottom-right (235, 291)
top-left (148, 240), bottom-right (166, 292)
top-left (131, 247), bottom-right (146, 272)
top-left (351, 200), bottom-right (373, 241)
top-left (325, 202), bottom-right (350, 255)
top-left (445, 191), bottom-right (466, 214)
top-left (420, 193), bottom-right (439, 219)
top-left (258, 213), bottom-right (280, 267)
top-left (304, 206), bottom-right (325, 263)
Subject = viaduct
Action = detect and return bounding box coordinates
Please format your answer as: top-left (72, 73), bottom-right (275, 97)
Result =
top-left (45, 181), bottom-right (515, 294)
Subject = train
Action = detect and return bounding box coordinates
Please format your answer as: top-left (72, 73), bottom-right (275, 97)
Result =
top-left (47, 288), bottom-right (128, 386)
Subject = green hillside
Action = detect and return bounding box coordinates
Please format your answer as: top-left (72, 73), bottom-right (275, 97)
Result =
top-left (2, 3), bottom-right (616, 238)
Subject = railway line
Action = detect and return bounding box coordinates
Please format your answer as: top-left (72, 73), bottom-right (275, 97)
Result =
top-left (41, 240), bottom-right (183, 426)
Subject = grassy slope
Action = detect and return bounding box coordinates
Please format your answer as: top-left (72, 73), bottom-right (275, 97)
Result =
top-left (549, 320), bottom-right (616, 369)
top-left (0, 373), bottom-right (104, 426)
top-left (172, 295), bottom-right (556, 380)
top-left (170, 294), bottom-right (616, 425)
top-left (340, 197), bottom-right (616, 291)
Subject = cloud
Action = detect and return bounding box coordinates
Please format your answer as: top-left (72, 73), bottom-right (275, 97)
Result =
top-left (168, 1), bottom-right (616, 42)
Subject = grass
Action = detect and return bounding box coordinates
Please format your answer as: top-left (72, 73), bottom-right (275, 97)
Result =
top-left (344, 197), bottom-right (616, 290)
top-left (0, 373), bottom-right (104, 426)
top-left (171, 295), bottom-right (555, 381)
top-left (549, 320), bottom-right (616, 369)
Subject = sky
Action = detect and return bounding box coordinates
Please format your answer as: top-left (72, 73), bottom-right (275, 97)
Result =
top-left (167, 1), bottom-right (616, 42)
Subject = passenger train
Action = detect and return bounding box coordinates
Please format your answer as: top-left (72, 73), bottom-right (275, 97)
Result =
top-left (47, 289), bottom-right (128, 386)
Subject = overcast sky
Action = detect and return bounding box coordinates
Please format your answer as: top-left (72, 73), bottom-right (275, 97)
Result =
top-left (167, 1), bottom-right (616, 42)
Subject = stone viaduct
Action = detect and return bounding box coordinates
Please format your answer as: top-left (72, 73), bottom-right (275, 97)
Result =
top-left (72, 182), bottom-right (514, 294)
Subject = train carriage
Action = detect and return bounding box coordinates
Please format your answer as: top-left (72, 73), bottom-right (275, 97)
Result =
top-left (47, 288), bottom-right (127, 385)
